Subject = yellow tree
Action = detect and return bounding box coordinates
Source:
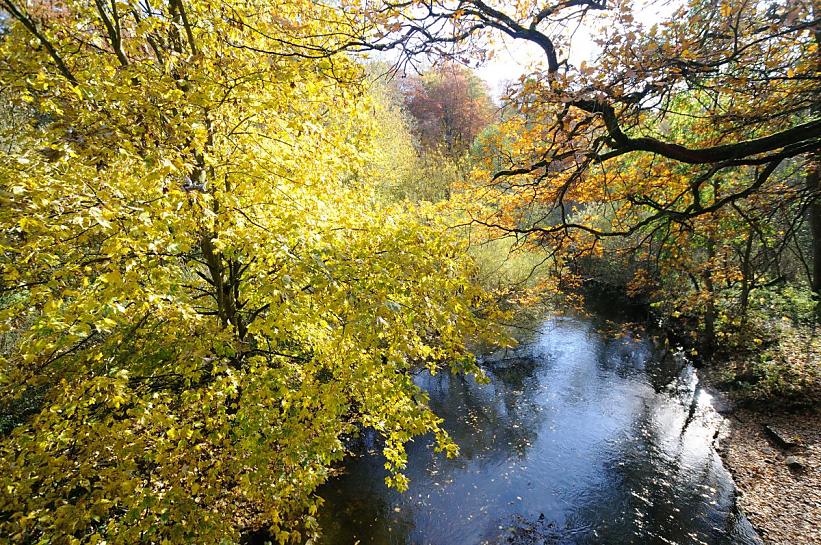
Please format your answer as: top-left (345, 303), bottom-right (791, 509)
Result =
top-left (0, 1), bottom-right (503, 543)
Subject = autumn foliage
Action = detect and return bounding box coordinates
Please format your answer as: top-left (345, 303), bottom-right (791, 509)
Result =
top-left (0, 0), bottom-right (819, 543)
top-left (0, 2), bottom-right (503, 543)
top-left (402, 62), bottom-right (494, 155)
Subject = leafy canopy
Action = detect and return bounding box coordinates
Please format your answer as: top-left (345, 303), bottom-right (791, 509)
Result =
top-left (0, 1), bottom-right (503, 543)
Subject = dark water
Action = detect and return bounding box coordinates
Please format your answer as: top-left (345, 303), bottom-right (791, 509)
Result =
top-left (318, 315), bottom-right (762, 545)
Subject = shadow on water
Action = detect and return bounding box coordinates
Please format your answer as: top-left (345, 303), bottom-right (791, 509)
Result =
top-left (317, 313), bottom-right (761, 545)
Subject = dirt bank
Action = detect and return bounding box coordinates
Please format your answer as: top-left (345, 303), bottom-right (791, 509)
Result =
top-left (715, 407), bottom-right (820, 544)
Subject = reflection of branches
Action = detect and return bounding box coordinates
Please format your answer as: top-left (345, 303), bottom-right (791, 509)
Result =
top-left (422, 367), bottom-right (543, 463)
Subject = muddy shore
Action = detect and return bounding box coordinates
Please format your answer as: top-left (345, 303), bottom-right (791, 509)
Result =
top-left (714, 405), bottom-right (820, 544)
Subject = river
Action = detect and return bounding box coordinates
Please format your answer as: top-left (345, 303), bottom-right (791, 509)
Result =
top-left (317, 312), bottom-right (762, 544)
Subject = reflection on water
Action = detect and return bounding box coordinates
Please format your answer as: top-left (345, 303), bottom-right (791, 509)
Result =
top-left (318, 315), bottom-right (761, 545)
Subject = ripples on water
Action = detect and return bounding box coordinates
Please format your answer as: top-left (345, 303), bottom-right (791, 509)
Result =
top-left (318, 315), bottom-right (762, 545)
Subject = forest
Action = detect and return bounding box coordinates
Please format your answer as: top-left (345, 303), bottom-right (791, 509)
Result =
top-left (0, 0), bottom-right (818, 544)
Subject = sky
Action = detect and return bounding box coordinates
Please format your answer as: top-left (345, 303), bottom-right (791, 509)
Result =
top-left (474, 0), bottom-right (683, 99)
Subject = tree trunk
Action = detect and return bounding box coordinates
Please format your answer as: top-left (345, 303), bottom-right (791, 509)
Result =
top-left (740, 225), bottom-right (754, 321)
top-left (701, 231), bottom-right (717, 359)
top-left (809, 163), bottom-right (821, 318)
top-left (811, 1), bottom-right (821, 319)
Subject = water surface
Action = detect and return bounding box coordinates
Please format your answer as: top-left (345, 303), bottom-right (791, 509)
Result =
top-left (318, 314), bottom-right (761, 545)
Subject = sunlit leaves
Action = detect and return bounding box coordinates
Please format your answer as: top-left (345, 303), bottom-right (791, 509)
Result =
top-left (0, 1), bottom-right (502, 543)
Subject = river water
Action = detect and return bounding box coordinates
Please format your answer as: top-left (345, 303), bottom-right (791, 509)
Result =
top-left (318, 314), bottom-right (762, 544)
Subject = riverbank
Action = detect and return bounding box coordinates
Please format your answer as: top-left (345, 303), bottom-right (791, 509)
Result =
top-left (574, 275), bottom-right (821, 543)
top-left (692, 319), bottom-right (821, 543)
top-left (712, 403), bottom-right (820, 544)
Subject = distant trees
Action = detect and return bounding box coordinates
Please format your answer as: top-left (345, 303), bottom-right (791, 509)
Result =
top-left (368, 61), bottom-right (495, 201)
top-left (402, 62), bottom-right (495, 156)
